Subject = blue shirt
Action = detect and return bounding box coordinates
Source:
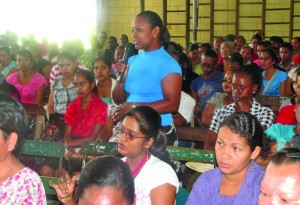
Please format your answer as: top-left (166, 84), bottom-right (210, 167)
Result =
top-left (1, 61), bottom-right (17, 76)
top-left (190, 71), bottom-right (224, 113)
top-left (261, 70), bottom-right (287, 96)
top-left (125, 47), bottom-right (181, 126)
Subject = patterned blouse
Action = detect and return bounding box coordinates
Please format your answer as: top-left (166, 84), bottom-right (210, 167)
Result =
top-left (210, 99), bottom-right (275, 133)
top-left (0, 167), bottom-right (46, 205)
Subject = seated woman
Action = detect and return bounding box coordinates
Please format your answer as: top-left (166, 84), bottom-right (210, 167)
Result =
top-left (118, 106), bottom-right (179, 205)
top-left (204, 63), bottom-right (274, 150)
top-left (259, 147), bottom-right (300, 204)
top-left (6, 49), bottom-right (47, 104)
top-left (26, 43), bottom-right (51, 84)
top-left (0, 92), bottom-right (46, 204)
top-left (47, 51), bottom-right (78, 136)
top-left (0, 45), bottom-right (17, 78)
top-left (202, 72), bottom-right (234, 128)
top-left (94, 55), bottom-right (116, 99)
top-left (276, 68), bottom-right (300, 125)
top-left (260, 47), bottom-right (287, 96)
top-left (41, 70), bottom-right (108, 176)
top-left (50, 155), bottom-right (135, 205)
top-left (187, 112), bottom-right (265, 205)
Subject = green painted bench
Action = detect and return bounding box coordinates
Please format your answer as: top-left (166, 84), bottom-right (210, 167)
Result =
top-left (19, 140), bottom-right (65, 204)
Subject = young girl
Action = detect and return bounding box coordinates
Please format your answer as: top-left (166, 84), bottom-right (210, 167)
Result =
top-left (63, 70), bottom-right (107, 164)
top-left (187, 112), bottom-right (265, 205)
top-left (118, 106), bottom-right (179, 205)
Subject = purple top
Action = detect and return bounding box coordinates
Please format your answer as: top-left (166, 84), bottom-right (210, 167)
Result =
top-left (186, 162), bottom-right (264, 205)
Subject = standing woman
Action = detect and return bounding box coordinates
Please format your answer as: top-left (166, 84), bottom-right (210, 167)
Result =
top-left (6, 49), bottom-right (47, 104)
top-left (113, 11), bottom-right (182, 146)
top-left (118, 106), bottom-right (179, 205)
top-left (187, 112), bottom-right (265, 205)
top-left (260, 47), bottom-right (287, 96)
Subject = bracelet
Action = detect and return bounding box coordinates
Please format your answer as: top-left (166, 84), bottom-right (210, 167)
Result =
top-left (116, 83), bottom-right (124, 86)
top-left (57, 193), bottom-right (73, 203)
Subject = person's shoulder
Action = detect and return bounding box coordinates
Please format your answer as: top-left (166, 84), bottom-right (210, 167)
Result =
top-left (17, 167), bottom-right (43, 183)
top-left (195, 168), bottom-right (221, 185)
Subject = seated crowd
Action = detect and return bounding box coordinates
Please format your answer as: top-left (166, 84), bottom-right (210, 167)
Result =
top-left (1, 12), bottom-right (300, 204)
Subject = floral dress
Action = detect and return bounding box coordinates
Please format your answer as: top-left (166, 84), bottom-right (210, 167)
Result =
top-left (0, 167), bottom-right (46, 205)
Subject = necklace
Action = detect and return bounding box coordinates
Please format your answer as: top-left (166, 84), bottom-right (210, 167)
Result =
top-left (126, 154), bottom-right (150, 178)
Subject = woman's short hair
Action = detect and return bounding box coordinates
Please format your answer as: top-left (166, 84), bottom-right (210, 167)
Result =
top-left (17, 49), bottom-right (36, 68)
top-left (269, 147), bottom-right (300, 166)
top-left (0, 92), bottom-right (27, 153)
top-left (219, 112), bottom-right (264, 152)
top-left (235, 63), bottom-right (262, 94)
top-left (77, 155), bottom-right (135, 204)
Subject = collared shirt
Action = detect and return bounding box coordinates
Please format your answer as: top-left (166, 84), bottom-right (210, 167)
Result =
top-left (52, 76), bottom-right (77, 114)
top-left (65, 94), bottom-right (108, 137)
top-left (279, 60), bottom-right (294, 72)
top-left (209, 99), bottom-right (274, 133)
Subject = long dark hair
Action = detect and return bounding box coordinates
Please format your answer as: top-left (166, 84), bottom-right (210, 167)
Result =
top-left (76, 70), bottom-right (98, 95)
top-left (137, 11), bottom-right (170, 50)
top-left (122, 106), bottom-right (171, 165)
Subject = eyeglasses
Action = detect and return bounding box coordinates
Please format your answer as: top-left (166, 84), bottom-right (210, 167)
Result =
top-left (221, 79), bottom-right (232, 83)
top-left (117, 126), bottom-right (147, 141)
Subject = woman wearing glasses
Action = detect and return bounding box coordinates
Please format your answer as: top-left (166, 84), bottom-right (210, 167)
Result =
top-left (118, 106), bottom-right (179, 205)
top-left (202, 71), bottom-right (234, 128)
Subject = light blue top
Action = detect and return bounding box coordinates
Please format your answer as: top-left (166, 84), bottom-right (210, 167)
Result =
top-left (1, 61), bottom-right (17, 76)
top-left (261, 70), bottom-right (287, 96)
top-left (125, 47), bottom-right (181, 126)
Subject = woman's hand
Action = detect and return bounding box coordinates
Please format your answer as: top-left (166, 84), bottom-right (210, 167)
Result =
top-left (50, 173), bottom-right (77, 204)
top-left (112, 103), bottom-right (133, 122)
top-left (65, 147), bottom-right (75, 160)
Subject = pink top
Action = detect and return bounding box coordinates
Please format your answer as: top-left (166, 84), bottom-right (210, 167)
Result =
top-left (0, 167), bottom-right (46, 204)
top-left (65, 94), bottom-right (108, 137)
top-left (6, 72), bottom-right (47, 104)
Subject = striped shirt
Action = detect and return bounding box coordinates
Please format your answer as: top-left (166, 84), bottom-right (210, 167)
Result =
top-left (49, 61), bottom-right (87, 85)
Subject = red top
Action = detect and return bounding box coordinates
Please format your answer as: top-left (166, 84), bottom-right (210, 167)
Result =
top-left (65, 94), bottom-right (108, 137)
top-left (275, 104), bottom-right (297, 125)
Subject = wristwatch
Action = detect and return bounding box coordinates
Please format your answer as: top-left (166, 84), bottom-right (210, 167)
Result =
top-left (131, 102), bottom-right (137, 109)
